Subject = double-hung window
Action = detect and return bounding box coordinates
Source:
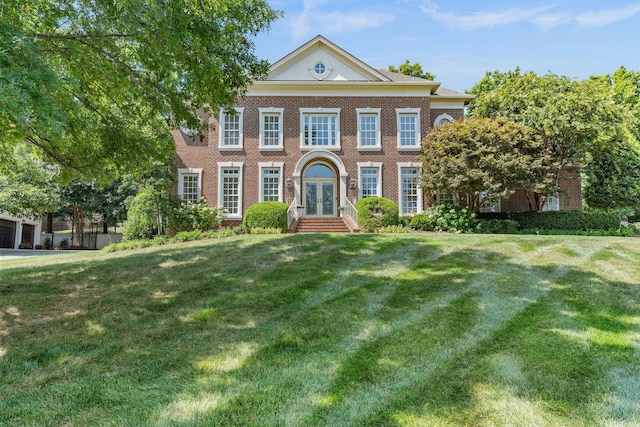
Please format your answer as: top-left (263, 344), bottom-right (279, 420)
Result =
top-left (357, 108), bottom-right (381, 150)
top-left (300, 108), bottom-right (341, 150)
top-left (435, 189), bottom-right (458, 206)
top-left (177, 168), bottom-right (202, 204)
top-left (358, 163), bottom-right (383, 199)
top-left (259, 108), bottom-right (284, 150)
top-left (398, 163), bottom-right (423, 215)
top-left (259, 162), bottom-right (284, 202)
top-left (219, 107), bottom-right (244, 150)
top-left (479, 191), bottom-right (500, 213)
top-left (396, 108), bottom-right (421, 150)
top-left (542, 195), bottom-right (560, 211)
top-left (218, 162), bottom-right (244, 218)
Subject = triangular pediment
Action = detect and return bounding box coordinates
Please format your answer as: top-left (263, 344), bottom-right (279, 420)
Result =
top-left (268, 35), bottom-right (391, 82)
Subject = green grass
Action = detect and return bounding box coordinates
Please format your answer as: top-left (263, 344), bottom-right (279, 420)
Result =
top-left (1, 234), bottom-right (640, 426)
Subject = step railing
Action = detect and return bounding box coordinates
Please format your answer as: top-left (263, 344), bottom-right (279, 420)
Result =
top-left (342, 198), bottom-right (358, 230)
top-left (287, 198), bottom-right (298, 228)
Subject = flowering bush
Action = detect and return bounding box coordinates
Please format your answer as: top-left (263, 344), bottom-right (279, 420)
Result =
top-left (169, 197), bottom-right (224, 232)
top-left (411, 204), bottom-right (477, 233)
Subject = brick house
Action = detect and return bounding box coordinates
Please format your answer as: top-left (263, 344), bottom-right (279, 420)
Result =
top-left (173, 35), bottom-right (581, 230)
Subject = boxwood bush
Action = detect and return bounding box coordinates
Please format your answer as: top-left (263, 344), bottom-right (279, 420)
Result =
top-left (477, 210), bottom-right (621, 231)
top-left (355, 197), bottom-right (399, 232)
top-left (243, 201), bottom-right (289, 233)
top-left (410, 204), bottom-right (477, 233)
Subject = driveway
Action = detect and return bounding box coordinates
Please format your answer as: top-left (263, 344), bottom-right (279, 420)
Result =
top-left (0, 249), bottom-right (85, 261)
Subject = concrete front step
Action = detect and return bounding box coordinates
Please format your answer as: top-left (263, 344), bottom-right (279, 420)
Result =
top-left (295, 218), bottom-right (351, 233)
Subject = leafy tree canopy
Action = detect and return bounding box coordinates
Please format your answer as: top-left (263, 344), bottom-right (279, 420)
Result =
top-left (0, 144), bottom-right (60, 217)
top-left (1, 0), bottom-right (281, 180)
top-left (467, 69), bottom-right (631, 207)
top-left (386, 60), bottom-right (436, 80)
top-left (421, 117), bottom-right (548, 211)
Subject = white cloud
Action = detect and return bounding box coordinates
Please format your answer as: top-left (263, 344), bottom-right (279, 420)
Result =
top-left (576, 4), bottom-right (640, 28)
top-left (531, 13), bottom-right (573, 30)
top-left (419, 1), bottom-right (559, 30)
top-left (287, 1), bottom-right (395, 42)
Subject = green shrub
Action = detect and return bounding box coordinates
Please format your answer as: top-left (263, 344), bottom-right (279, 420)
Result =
top-left (478, 210), bottom-right (621, 231)
top-left (169, 197), bottom-right (224, 232)
top-left (475, 219), bottom-right (520, 234)
top-left (411, 204), bottom-right (477, 233)
top-left (398, 216), bottom-right (413, 227)
top-left (355, 197), bottom-right (399, 232)
top-left (243, 202), bottom-right (289, 233)
top-left (122, 188), bottom-right (161, 240)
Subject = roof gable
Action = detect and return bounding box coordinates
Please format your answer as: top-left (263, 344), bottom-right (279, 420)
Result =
top-left (268, 35), bottom-right (391, 82)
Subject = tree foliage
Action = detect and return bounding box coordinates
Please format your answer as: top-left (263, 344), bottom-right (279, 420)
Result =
top-left (1, 0), bottom-right (281, 179)
top-left (0, 144), bottom-right (60, 217)
top-left (421, 118), bottom-right (548, 211)
top-left (468, 69), bottom-right (630, 209)
top-left (386, 60), bottom-right (436, 80)
top-left (584, 136), bottom-right (640, 211)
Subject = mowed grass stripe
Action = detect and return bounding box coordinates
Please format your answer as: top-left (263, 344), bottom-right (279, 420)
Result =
top-left (1, 234), bottom-right (639, 426)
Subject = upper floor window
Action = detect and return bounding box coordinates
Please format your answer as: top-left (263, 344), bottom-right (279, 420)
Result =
top-left (177, 168), bottom-right (202, 204)
top-left (396, 108), bottom-right (421, 150)
top-left (357, 108), bottom-right (381, 150)
top-left (300, 108), bottom-right (341, 150)
top-left (219, 107), bottom-right (244, 150)
top-left (433, 113), bottom-right (454, 127)
top-left (259, 108), bottom-right (284, 151)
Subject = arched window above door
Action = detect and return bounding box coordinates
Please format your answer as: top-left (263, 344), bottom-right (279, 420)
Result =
top-left (304, 164), bottom-right (335, 178)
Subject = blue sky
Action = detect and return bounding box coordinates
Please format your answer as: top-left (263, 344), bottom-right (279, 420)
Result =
top-left (254, 0), bottom-right (640, 91)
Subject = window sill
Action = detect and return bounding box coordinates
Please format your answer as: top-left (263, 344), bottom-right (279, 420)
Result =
top-left (357, 146), bottom-right (382, 152)
top-left (300, 145), bottom-right (341, 151)
top-left (397, 146), bottom-right (420, 152)
top-left (259, 146), bottom-right (284, 152)
top-left (219, 146), bottom-right (243, 152)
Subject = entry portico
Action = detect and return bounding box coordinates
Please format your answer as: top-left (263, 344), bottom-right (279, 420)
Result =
top-left (292, 150), bottom-right (348, 217)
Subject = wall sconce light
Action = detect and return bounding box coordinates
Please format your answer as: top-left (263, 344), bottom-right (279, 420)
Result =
top-left (349, 177), bottom-right (357, 189)
top-left (286, 177), bottom-right (292, 188)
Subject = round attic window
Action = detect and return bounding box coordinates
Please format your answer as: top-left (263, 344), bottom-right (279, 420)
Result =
top-left (314, 62), bottom-right (327, 76)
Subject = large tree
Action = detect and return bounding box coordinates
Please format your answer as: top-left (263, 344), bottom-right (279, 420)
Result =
top-left (468, 70), bottom-right (629, 210)
top-left (1, 0), bottom-right (280, 180)
top-left (0, 144), bottom-right (60, 218)
top-left (386, 60), bottom-right (436, 80)
top-left (421, 117), bottom-right (548, 212)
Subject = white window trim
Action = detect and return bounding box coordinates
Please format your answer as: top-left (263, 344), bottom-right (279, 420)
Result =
top-left (259, 107), bottom-right (284, 151)
top-left (357, 162), bottom-right (383, 199)
top-left (356, 108), bottom-right (382, 151)
top-left (218, 107), bottom-right (245, 151)
top-left (542, 194), bottom-right (560, 211)
top-left (396, 108), bottom-right (421, 151)
top-left (299, 107), bottom-right (341, 151)
top-left (397, 162), bottom-right (423, 215)
top-left (479, 190), bottom-right (501, 213)
top-left (177, 168), bottom-right (203, 202)
top-left (217, 162), bottom-right (244, 219)
top-left (433, 113), bottom-right (454, 127)
top-left (258, 162), bottom-right (284, 202)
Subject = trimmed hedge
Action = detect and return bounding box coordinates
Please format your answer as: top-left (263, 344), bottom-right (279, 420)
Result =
top-left (243, 202), bottom-right (289, 233)
top-left (477, 210), bottom-right (621, 231)
top-left (355, 197), bottom-right (399, 232)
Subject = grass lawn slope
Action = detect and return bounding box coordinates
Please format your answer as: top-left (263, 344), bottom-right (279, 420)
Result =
top-left (1, 234), bottom-right (640, 426)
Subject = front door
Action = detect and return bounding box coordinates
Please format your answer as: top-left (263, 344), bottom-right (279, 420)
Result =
top-left (305, 181), bottom-right (335, 216)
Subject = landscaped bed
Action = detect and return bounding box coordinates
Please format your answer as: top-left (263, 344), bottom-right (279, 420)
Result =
top-left (1, 233), bottom-right (639, 425)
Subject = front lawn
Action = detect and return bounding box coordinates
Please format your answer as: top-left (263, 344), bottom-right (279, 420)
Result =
top-left (1, 234), bottom-right (639, 426)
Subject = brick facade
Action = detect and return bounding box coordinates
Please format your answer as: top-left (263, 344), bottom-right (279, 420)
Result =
top-left (174, 36), bottom-right (582, 222)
